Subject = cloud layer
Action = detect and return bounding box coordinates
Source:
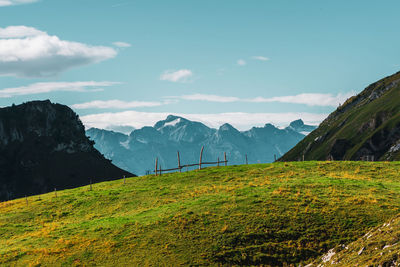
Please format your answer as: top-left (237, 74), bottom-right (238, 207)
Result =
top-left (80, 110), bottom-right (327, 131)
top-left (0, 81), bottom-right (119, 97)
top-left (0, 0), bottom-right (37, 6)
top-left (252, 56), bottom-right (269, 61)
top-left (112, 41), bottom-right (131, 48)
top-left (169, 92), bottom-right (354, 107)
top-left (72, 100), bottom-right (166, 109)
top-left (176, 94), bottom-right (240, 103)
top-left (160, 69), bottom-right (192, 82)
top-left (72, 91), bottom-right (352, 112)
top-left (248, 93), bottom-right (353, 107)
top-left (0, 26), bottom-right (117, 77)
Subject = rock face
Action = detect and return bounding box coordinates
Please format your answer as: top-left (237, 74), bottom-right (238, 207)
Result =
top-left (280, 71), bottom-right (400, 161)
top-left (87, 115), bottom-right (316, 175)
top-left (0, 100), bottom-right (133, 201)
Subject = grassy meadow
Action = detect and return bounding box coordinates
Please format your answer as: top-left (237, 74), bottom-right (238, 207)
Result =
top-left (2, 161), bottom-right (400, 266)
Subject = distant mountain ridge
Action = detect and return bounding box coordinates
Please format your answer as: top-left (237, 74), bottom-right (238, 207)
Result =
top-left (87, 116), bottom-right (316, 175)
top-left (0, 100), bottom-right (133, 201)
top-left (287, 119), bottom-right (317, 135)
top-left (280, 71), bottom-right (400, 161)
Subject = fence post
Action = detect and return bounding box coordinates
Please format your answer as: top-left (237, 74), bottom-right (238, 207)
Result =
top-left (217, 157), bottom-right (220, 167)
top-left (274, 154), bottom-right (277, 161)
top-left (246, 154), bottom-right (248, 165)
top-left (159, 164), bottom-right (162, 176)
top-left (90, 180), bottom-right (92, 191)
top-left (199, 146), bottom-right (204, 170)
top-left (54, 188), bottom-right (57, 198)
top-left (224, 152), bottom-right (227, 167)
top-left (302, 154), bottom-right (305, 162)
top-left (155, 158), bottom-right (158, 176)
top-left (123, 175), bottom-right (126, 184)
top-left (177, 151), bottom-right (181, 172)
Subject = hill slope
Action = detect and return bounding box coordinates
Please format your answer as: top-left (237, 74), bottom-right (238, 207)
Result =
top-left (315, 214), bottom-right (400, 266)
top-left (0, 100), bottom-right (133, 201)
top-left (87, 116), bottom-right (315, 175)
top-left (2, 162), bottom-right (400, 266)
top-left (280, 71), bottom-right (400, 161)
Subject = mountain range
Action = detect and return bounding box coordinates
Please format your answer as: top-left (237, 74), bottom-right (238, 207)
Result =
top-left (281, 71), bottom-right (400, 161)
top-left (87, 117), bottom-right (316, 175)
top-left (0, 100), bottom-right (132, 201)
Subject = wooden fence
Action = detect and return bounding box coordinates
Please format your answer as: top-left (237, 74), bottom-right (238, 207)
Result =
top-left (154, 146), bottom-right (228, 176)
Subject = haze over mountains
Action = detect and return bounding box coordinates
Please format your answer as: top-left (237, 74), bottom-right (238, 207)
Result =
top-left (87, 116), bottom-right (316, 175)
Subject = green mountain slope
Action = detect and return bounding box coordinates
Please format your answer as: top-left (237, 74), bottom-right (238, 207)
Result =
top-left (314, 214), bottom-right (400, 266)
top-left (280, 71), bottom-right (400, 161)
top-left (2, 162), bottom-right (400, 266)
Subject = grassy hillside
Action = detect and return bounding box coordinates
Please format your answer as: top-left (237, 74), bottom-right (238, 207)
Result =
top-left (2, 162), bottom-right (400, 266)
top-left (314, 214), bottom-right (400, 266)
top-left (281, 71), bottom-right (400, 161)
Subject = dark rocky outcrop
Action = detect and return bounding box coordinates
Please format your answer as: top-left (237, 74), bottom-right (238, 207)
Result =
top-left (0, 100), bottom-right (133, 201)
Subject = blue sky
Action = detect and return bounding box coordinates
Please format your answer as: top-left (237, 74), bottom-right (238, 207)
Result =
top-left (0, 0), bottom-right (399, 130)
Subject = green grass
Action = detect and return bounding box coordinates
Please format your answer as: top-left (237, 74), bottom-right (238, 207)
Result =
top-left (2, 161), bottom-right (400, 266)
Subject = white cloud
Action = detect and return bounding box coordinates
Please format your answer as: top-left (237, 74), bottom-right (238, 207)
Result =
top-left (72, 100), bottom-right (165, 109)
top-left (237, 59), bottom-right (246, 66)
top-left (80, 111), bottom-right (327, 131)
top-left (0, 26), bottom-right (117, 77)
top-left (112, 41), bottom-right (131, 48)
top-left (0, 0), bottom-right (37, 6)
top-left (0, 26), bottom-right (45, 38)
top-left (175, 94), bottom-right (240, 103)
top-left (169, 92), bottom-right (354, 107)
top-left (0, 81), bottom-right (119, 98)
top-left (252, 56), bottom-right (269, 61)
top-left (248, 92), bottom-right (354, 107)
top-left (160, 69), bottom-right (193, 83)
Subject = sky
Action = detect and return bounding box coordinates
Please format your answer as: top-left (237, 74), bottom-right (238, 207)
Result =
top-left (0, 0), bottom-right (400, 131)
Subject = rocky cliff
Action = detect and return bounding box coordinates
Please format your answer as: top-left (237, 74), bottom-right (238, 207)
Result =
top-left (0, 100), bottom-right (133, 201)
